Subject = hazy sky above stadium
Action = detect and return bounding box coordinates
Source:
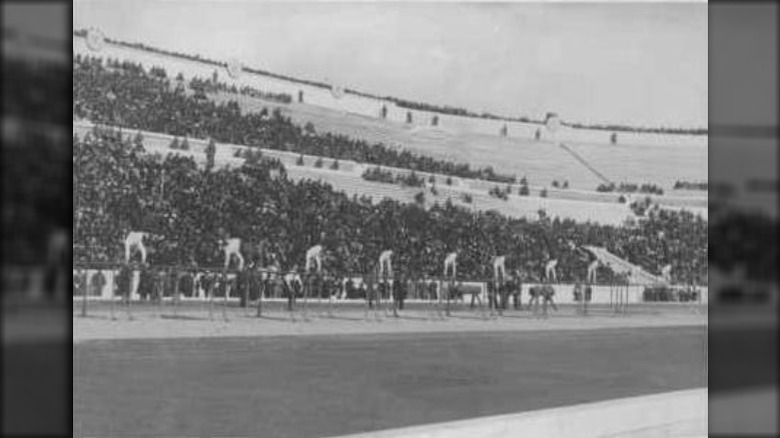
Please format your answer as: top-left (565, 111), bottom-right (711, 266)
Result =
top-left (74, 0), bottom-right (707, 128)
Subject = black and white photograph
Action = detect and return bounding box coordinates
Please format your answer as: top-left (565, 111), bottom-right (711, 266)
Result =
top-left (70, 1), bottom-right (715, 436)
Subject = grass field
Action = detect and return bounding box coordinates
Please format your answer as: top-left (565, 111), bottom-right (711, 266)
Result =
top-left (74, 325), bottom-right (706, 438)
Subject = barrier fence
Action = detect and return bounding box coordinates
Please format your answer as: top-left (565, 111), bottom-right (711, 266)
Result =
top-left (71, 262), bottom-right (705, 320)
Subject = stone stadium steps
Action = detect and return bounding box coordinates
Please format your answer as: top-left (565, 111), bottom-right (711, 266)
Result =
top-left (268, 99), bottom-right (707, 201)
top-left (265, 100), bottom-right (608, 188)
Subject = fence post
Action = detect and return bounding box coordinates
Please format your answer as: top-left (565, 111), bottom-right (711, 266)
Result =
top-left (208, 274), bottom-right (214, 320)
top-left (256, 274), bottom-right (263, 317)
top-left (609, 282), bottom-right (615, 314)
top-left (328, 276), bottom-right (334, 318)
top-left (80, 269), bottom-right (88, 317)
top-left (445, 279), bottom-right (451, 317)
top-left (173, 268), bottom-right (180, 318)
top-left (625, 283), bottom-right (630, 316)
top-left (222, 270), bottom-right (229, 321)
top-left (109, 269), bottom-right (115, 320)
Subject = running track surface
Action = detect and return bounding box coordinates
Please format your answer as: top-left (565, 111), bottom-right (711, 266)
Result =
top-left (74, 326), bottom-right (706, 437)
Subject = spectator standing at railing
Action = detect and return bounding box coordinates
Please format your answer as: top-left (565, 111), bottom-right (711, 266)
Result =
top-left (428, 280), bottom-right (438, 302)
top-left (363, 263), bottom-right (378, 309)
top-left (179, 270), bottom-right (195, 298)
top-left (393, 272), bottom-right (407, 311)
top-left (116, 264), bottom-right (133, 302)
top-left (511, 270), bottom-right (524, 310)
top-left (137, 264), bottom-right (154, 301)
top-left (90, 271), bottom-right (106, 298)
top-left (573, 280), bottom-right (583, 303)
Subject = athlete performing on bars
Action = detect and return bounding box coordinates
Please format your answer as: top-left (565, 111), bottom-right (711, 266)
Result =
top-left (545, 258), bottom-right (558, 282)
top-left (306, 244), bottom-right (324, 275)
top-left (378, 250), bottom-right (393, 279)
top-left (124, 231), bottom-right (157, 264)
top-left (661, 263), bottom-right (672, 283)
top-left (444, 251), bottom-right (458, 279)
top-left (221, 236), bottom-right (244, 271)
top-left (587, 258), bottom-right (601, 284)
top-left (493, 255), bottom-right (507, 285)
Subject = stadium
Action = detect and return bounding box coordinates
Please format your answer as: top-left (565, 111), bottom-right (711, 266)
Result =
top-left (66, 6), bottom-right (712, 437)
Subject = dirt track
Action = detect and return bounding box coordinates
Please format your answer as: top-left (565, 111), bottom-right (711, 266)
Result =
top-left (73, 302), bottom-right (706, 343)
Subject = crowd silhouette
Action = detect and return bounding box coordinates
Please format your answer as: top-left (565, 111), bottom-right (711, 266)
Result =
top-left (74, 125), bottom-right (708, 285)
top-left (68, 53), bottom-right (714, 287)
top-left (74, 55), bottom-right (516, 184)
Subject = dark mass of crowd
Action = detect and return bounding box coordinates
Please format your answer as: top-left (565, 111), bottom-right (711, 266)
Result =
top-left (74, 125), bottom-right (708, 285)
top-left (67, 52), bottom-right (715, 288)
top-left (73, 54), bottom-right (517, 184)
top-left (596, 182), bottom-right (665, 196)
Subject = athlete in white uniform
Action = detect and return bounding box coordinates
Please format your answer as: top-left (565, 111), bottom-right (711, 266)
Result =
top-left (378, 250), bottom-right (393, 279)
top-left (284, 270), bottom-right (302, 291)
top-left (493, 255), bottom-right (507, 286)
top-left (444, 252), bottom-right (458, 279)
top-left (306, 245), bottom-right (324, 274)
top-left (221, 237), bottom-right (244, 271)
top-left (587, 259), bottom-right (600, 284)
top-left (661, 264), bottom-right (672, 283)
top-left (124, 231), bottom-right (151, 264)
top-left (545, 259), bottom-right (558, 282)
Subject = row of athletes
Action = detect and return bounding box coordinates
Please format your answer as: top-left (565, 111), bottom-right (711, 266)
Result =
top-left (123, 231), bottom-right (619, 286)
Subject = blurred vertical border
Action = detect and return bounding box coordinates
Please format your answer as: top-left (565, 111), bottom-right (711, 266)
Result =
top-left (1, 0), bottom-right (71, 436)
top-left (709, 1), bottom-right (779, 436)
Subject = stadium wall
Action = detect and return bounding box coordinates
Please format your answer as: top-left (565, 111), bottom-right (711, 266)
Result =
top-left (73, 35), bottom-right (706, 148)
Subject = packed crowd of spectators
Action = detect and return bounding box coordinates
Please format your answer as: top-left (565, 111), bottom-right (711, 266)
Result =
top-left (488, 185), bottom-right (511, 201)
top-left (73, 54), bottom-right (518, 184)
top-left (564, 121), bottom-right (707, 136)
top-left (188, 76), bottom-right (292, 104)
top-left (388, 97), bottom-right (529, 122)
top-left (597, 182), bottom-right (665, 196)
top-left (361, 167), bottom-right (426, 188)
top-left (74, 125), bottom-right (708, 285)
